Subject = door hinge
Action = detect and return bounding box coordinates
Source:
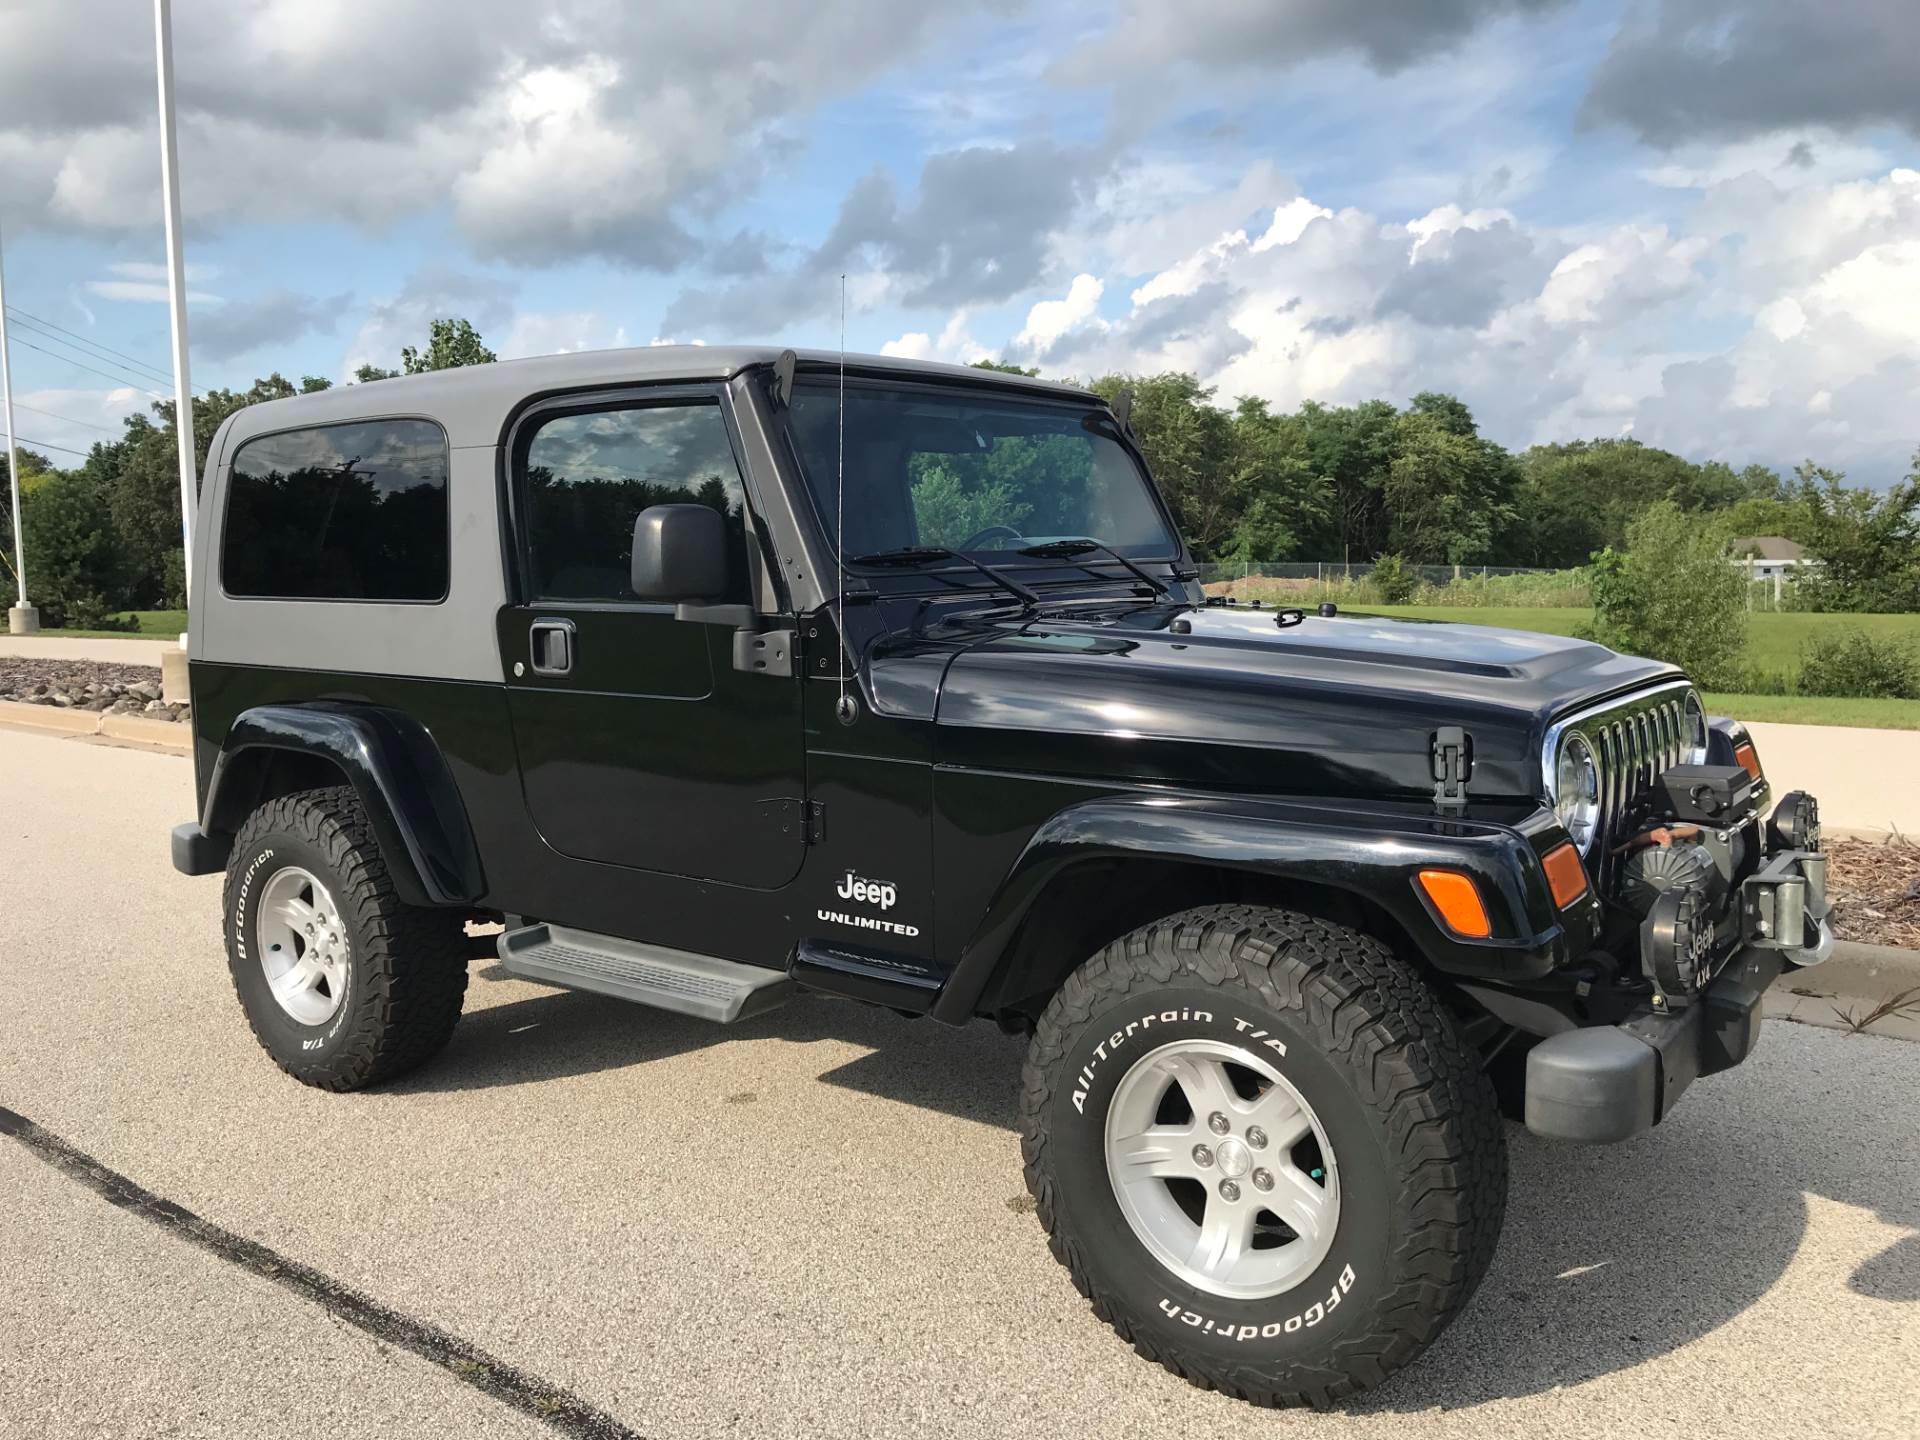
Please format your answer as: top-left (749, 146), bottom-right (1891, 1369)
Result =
top-left (1431, 726), bottom-right (1473, 814)
top-left (756, 798), bottom-right (824, 844)
top-left (734, 626), bottom-right (796, 678)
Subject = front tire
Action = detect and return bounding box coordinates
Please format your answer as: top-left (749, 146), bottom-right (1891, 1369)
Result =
top-left (223, 786), bottom-right (469, 1091)
top-left (1019, 904), bottom-right (1505, 1407)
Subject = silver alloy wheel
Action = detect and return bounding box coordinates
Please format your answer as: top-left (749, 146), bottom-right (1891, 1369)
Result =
top-left (1103, 1039), bottom-right (1340, 1300)
top-left (256, 866), bottom-right (350, 1026)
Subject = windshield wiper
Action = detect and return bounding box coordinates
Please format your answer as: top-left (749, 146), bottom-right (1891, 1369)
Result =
top-left (1017, 538), bottom-right (1172, 596)
top-left (848, 546), bottom-right (1041, 605)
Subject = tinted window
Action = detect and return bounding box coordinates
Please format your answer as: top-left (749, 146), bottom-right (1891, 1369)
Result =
top-left (223, 419), bottom-right (449, 601)
top-left (521, 402), bottom-right (749, 602)
top-left (787, 382), bottom-right (1176, 561)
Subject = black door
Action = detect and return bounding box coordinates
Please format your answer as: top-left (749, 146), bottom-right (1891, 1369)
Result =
top-left (498, 388), bottom-right (806, 890)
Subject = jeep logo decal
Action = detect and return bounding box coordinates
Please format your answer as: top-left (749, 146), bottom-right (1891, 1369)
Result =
top-left (836, 870), bottom-right (897, 910)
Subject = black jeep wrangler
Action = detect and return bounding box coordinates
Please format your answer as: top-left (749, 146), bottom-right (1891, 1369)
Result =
top-left (171, 347), bottom-right (1832, 1406)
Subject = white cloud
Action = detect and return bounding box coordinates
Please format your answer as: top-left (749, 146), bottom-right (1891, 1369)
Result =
top-left (85, 280), bottom-right (224, 305)
top-left (1, 1), bottom-right (1001, 266)
top-left (499, 310), bottom-right (633, 360)
top-left (1014, 274), bottom-right (1104, 352)
top-left (1028, 158), bottom-right (1920, 481)
top-left (881, 311), bottom-right (990, 364)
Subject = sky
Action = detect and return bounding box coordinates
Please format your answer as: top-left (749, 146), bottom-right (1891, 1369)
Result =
top-left (1, 0), bottom-right (1917, 487)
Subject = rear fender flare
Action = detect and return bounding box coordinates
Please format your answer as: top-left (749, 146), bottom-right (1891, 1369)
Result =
top-left (930, 794), bottom-right (1565, 1023)
top-left (201, 702), bottom-right (485, 908)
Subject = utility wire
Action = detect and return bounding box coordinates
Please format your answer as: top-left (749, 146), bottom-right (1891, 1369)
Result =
top-left (5, 434), bottom-right (91, 460)
top-left (11, 400), bottom-right (118, 434)
top-left (3, 335), bottom-right (168, 398)
top-left (4, 305), bottom-right (177, 386)
top-left (5, 316), bottom-right (175, 392)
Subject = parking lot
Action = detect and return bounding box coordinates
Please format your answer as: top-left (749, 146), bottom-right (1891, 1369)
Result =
top-left (2, 724), bottom-right (1916, 1440)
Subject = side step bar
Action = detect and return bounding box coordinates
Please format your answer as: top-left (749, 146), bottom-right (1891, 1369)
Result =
top-left (497, 923), bottom-right (793, 1023)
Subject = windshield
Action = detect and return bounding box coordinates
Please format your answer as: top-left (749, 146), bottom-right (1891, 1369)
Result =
top-left (785, 379), bottom-right (1178, 568)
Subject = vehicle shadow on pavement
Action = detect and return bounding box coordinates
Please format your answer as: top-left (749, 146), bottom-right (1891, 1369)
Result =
top-left (389, 967), bottom-right (1029, 1128)
top-left (1346, 1030), bottom-right (1920, 1413)
top-left (398, 976), bottom-right (1917, 1409)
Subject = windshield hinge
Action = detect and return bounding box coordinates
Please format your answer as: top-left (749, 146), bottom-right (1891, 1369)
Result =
top-left (1431, 727), bottom-right (1474, 814)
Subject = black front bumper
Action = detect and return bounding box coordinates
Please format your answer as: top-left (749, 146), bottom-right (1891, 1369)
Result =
top-left (1521, 822), bottom-right (1835, 1144)
top-left (1524, 945), bottom-right (1786, 1142)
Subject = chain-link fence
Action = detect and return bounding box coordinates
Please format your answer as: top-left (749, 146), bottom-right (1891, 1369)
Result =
top-left (1192, 562), bottom-right (1588, 607)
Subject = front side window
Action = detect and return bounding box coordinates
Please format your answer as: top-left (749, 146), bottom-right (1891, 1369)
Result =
top-left (785, 381), bottom-right (1177, 562)
top-left (520, 401), bottom-right (751, 603)
top-left (222, 419), bottom-right (448, 601)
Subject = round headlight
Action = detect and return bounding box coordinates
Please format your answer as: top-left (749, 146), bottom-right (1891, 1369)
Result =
top-left (1553, 732), bottom-right (1601, 853)
top-left (1682, 690), bottom-right (1708, 764)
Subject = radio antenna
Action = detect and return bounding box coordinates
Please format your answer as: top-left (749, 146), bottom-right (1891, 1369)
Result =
top-left (835, 273), bottom-right (856, 726)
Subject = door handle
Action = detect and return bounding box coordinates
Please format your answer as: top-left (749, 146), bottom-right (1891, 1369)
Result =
top-left (529, 618), bottom-right (576, 676)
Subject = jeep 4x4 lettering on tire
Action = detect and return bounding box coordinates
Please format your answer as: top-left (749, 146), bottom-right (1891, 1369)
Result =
top-left (170, 345), bottom-right (1834, 1406)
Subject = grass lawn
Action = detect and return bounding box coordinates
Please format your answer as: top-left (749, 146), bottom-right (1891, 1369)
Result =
top-left (1347, 605), bottom-right (1920, 731)
top-left (38, 609), bottom-right (187, 640)
top-left (1699, 693), bottom-right (1920, 730)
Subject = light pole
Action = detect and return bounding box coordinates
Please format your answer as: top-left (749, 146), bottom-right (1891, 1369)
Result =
top-left (154, 0), bottom-right (197, 619)
top-left (1, 224), bottom-right (36, 635)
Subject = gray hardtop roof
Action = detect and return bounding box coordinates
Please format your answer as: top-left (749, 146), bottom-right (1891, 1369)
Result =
top-left (219, 344), bottom-right (1101, 450)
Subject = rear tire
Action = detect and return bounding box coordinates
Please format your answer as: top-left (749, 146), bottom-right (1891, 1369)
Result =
top-left (1019, 904), bottom-right (1505, 1407)
top-left (223, 786), bottom-right (468, 1090)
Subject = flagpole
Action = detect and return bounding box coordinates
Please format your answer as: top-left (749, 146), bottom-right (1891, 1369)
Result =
top-left (1, 224), bottom-right (35, 635)
top-left (154, 0), bottom-right (197, 614)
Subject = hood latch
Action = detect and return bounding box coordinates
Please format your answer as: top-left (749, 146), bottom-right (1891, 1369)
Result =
top-left (1431, 727), bottom-right (1474, 814)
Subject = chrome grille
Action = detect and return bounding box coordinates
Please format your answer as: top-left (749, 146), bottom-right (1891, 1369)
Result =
top-left (1543, 682), bottom-right (1699, 868)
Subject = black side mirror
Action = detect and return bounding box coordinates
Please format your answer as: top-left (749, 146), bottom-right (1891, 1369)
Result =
top-left (631, 504), bottom-right (727, 602)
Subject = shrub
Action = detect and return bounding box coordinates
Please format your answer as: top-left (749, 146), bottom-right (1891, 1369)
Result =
top-left (1580, 501), bottom-right (1748, 687)
top-left (1370, 553), bottom-right (1416, 604)
top-left (1797, 629), bottom-right (1920, 699)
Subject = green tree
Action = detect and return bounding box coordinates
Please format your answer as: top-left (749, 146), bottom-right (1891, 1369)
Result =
top-left (1581, 501), bottom-right (1747, 687)
top-left (1790, 458), bottom-right (1920, 612)
top-left (19, 470), bottom-right (127, 628)
top-left (401, 317), bottom-right (497, 374)
top-left (0, 445), bottom-right (55, 598)
top-left (1296, 398), bottom-right (1398, 563)
top-left (354, 363), bottom-right (401, 383)
top-left (1088, 373), bottom-right (1241, 556)
top-left (1382, 406), bottom-right (1518, 564)
top-left (1215, 398), bottom-right (1328, 562)
top-left (1511, 438), bottom-right (1740, 567)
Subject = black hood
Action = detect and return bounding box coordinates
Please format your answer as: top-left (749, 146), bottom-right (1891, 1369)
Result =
top-left (874, 600), bottom-right (1680, 805)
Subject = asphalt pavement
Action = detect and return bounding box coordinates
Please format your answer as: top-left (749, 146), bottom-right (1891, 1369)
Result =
top-left (1, 725), bottom-right (1916, 1439)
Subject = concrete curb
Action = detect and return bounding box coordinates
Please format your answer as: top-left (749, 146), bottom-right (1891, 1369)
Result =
top-left (1768, 940), bottom-right (1920, 1041)
top-left (0, 698), bottom-right (190, 753)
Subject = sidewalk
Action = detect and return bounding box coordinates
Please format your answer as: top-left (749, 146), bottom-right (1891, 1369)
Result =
top-left (0, 634), bottom-right (178, 664)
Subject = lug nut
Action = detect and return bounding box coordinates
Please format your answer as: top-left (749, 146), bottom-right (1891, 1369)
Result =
top-left (1252, 1168), bottom-right (1274, 1192)
top-left (1207, 1112), bottom-right (1230, 1135)
top-left (1192, 1144), bottom-right (1214, 1168)
top-left (1219, 1180), bottom-right (1241, 1202)
top-left (1246, 1126), bottom-right (1268, 1150)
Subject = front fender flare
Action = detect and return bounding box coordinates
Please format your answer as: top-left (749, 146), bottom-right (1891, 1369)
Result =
top-left (930, 793), bottom-right (1575, 1023)
top-left (201, 702), bottom-right (485, 908)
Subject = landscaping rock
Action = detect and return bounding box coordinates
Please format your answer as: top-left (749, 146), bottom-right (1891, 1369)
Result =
top-left (0, 658), bottom-right (189, 723)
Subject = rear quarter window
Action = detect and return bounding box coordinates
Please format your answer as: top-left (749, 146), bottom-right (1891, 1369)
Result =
top-left (221, 418), bottom-right (450, 601)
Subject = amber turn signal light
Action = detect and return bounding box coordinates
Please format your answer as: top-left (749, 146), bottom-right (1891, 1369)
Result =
top-left (1415, 869), bottom-right (1492, 939)
top-left (1734, 741), bottom-right (1762, 783)
top-left (1541, 842), bottom-right (1589, 909)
